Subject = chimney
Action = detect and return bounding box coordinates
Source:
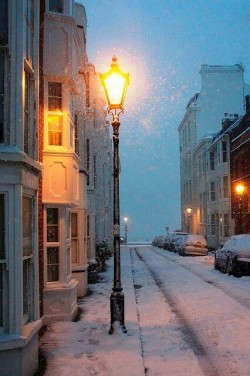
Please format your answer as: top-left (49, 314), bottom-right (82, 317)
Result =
top-left (245, 95), bottom-right (250, 113)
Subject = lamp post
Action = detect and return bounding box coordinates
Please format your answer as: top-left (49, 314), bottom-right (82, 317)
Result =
top-left (235, 183), bottom-right (245, 234)
top-left (124, 216), bottom-right (128, 245)
top-left (186, 207), bottom-right (192, 233)
top-left (101, 56), bottom-right (129, 334)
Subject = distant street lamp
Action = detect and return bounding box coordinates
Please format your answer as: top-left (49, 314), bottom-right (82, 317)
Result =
top-left (124, 216), bottom-right (128, 245)
top-left (186, 207), bottom-right (192, 233)
top-left (235, 183), bottom-right (245, 234)
top-left (101, 56), bottom-right (129, 335)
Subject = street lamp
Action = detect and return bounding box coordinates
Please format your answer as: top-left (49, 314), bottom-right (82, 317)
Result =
top-left (101, 56), bottom-right (129, 335)
top-left (235, 183), bottom-right (245, 234)
top-left (186, 207), bottom-right (192, 233)
top-left (124, 216), bottom-right (128, 245)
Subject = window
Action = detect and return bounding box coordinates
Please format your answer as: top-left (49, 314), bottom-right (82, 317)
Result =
top-left (210, 213), bottom-right (215, 235)
top-left (222, 140), bottom-right (227, 163)
top-left (48, 82), bottom-right (63, 146)
top-left (86, 139), bottom-right (90, 185)
top-left (22, 196), bottom-right (34, 323)
top-left (0, 50), bottom-right (5, 143)
top-left (94, 155), bottom-right (97, 189)
top-left (24, 71), bottom-right (30, 154)
top-left (209, 152), bottom-right (215, 170)
top-left (224, 213), bottom-right (229, 237)
top-left (48, 115), bottom-right (62, 145)
top-left (210, 181), bottom-right (216, 201)
top-left (71, 213), bottom-right (79, 265)
top-left (202, 153), bottom-right (206, 173)
top-left (49, 0), bottom-right (63, 13)
top-left (0, 1), bottom-right (8, 45)
top-left (48, 82), bottom-right (62, 111)
top-left (47, 247), bottom-right (59, 282)
top-left (74, 114), bottom-right (79, 155)
top-left (47, 208), bottom-right (59, 282)
top-left (223, 176), bottom-right (229, 199)
top-left (25, 0), bottom-right (34, 64)
top-left (84, 72), bottom-right (90, 108)
top-left (0, 194), bottom-right (5, 328)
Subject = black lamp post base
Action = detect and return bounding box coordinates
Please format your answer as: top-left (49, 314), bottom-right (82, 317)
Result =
top-left (109, 291), bottom-right (127, 334)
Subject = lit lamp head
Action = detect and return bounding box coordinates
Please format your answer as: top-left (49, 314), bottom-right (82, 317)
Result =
top-left (100, 56), bottom-right (129, 114)
top-left (186, 207), bottom-right (192, 215)
top-left (235, 183), bottom-right (245, 196)
top-left (124, 216), bottom-right (128, 223)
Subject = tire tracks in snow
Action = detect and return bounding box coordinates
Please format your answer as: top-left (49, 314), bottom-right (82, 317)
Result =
top-left (153, 247), bottom-right (250, 311)
top-left (132, 247), bottom-right (242, 376)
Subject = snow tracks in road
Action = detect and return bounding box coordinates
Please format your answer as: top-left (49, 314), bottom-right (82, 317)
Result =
top-left (132, 246), bottom-right (250, 376)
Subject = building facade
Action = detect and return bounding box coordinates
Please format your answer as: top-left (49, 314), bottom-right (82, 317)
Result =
top-left (0, 1), bottom-right (42, 374)
top-left (42, 0), bottom-right (89, 322)
top-left (179, 64), bottom-right (249, 248)
top-left (231, 102), bottom-right (250, 235)
top-left (85, 63), bottom-right (113, 266)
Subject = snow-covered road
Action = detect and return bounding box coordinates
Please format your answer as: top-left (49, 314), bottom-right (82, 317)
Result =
top-left (133, 246), bottom-right (250, 376)
top-left (40, 245), bottom-right (250, 376)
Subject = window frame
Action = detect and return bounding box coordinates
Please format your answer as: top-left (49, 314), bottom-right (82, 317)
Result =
top-left (22, 194), bottom-right (35, 324)
top-left (45, 207), bottom-right (60, 283)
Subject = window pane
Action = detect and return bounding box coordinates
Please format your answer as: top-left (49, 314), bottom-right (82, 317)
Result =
top-left (49, 0), bottom-right (63, 13)
top-left (23, 196), bottom-right (32, 257)
top-left (47, 247), bottom-right (59, 282)
top-left (71, 213), bottom-right (78, 237)
top-left (0, 1), bottom-right (8, 45)
top-left (48, 82), bottom-right (62, 110)
top-left (0, 194), bottom-right (5, 259)
top-left (47, 208), bottom-right (58, 224)
top-left (71, 239), bottom-right (78, 264)
top-left (48, 115), bottom-right (62, 145)
top-left (0, 264), bottom-right (3, 326)
top-left (0, 50), bottom-right (5, 143)
top-left (66, 247), bottom-right (71, 276)
top-left (23, 259), bottom-right (29, 317)
top-left (47, 208), bottom-right (58, 242)
top-left (47, 226), bottom-right (58, 242)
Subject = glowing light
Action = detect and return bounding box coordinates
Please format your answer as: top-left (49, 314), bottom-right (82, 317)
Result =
top-left (124, 216), bottom-right (128, 223)
top-left (186, 207), bottom-right (192, 215)
top-left (235, 183), bottom-right (245, 196)
top-left (100, 56), bottom-right (129, 110)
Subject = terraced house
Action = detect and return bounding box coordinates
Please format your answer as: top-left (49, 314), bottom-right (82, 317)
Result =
top-left (0, 1), bottom-right (113, 374)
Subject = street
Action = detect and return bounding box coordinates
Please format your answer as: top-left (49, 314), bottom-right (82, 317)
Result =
top-left (40, 246), bottom-right (250, 376)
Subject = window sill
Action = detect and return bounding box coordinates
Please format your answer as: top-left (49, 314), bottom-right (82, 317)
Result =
top-left (0, 319), bottom-right (42, 351)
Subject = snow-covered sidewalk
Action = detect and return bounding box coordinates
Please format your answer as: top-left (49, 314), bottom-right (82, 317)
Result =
top-left (40, 248), bottom-right (145, 376)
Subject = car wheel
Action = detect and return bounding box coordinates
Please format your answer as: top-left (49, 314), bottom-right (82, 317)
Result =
top-left (226, 259), bottom-right (233, 275)
top-left (214, 257), bottom-right (220, 270)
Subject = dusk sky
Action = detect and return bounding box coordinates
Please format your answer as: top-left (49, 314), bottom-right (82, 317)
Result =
top-left (82, 0), bottom-right (250, 241)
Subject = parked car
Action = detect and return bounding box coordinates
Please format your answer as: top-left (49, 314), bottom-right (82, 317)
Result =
top-left (214, 234), bottom-right (250, 277)
top-left (178, 234), bottom-right (208, 256)
top-left (167, 232), bottom-right (188, 252)
top-left (152, 235), bottom-right (168, 248)
top-left (120, 237), bottom-right (126, 244)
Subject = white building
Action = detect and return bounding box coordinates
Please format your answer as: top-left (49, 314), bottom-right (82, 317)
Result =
top-left (85, 63), bottom-right (113, 267)
top-left (0, 1), bottom-right (41, 375)
top-left (42, 0), bottom-right (89, 322)
top-left (179, 64), bottom-right (250, 245)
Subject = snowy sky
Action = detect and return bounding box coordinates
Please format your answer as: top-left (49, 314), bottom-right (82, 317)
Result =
top-left (82, 0), bottom-right (250, 241)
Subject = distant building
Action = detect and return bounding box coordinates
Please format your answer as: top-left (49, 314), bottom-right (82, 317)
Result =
top-left (85, 63), bottom-right (113, 266)
top-left (231, 98), bottom-right (250, 235)
top-left (178, 64), bottom-right (250, 247)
